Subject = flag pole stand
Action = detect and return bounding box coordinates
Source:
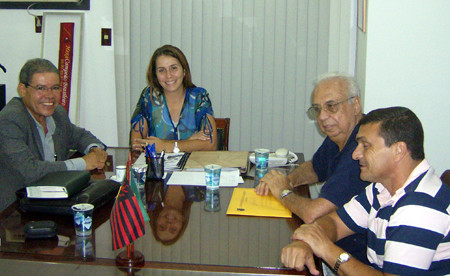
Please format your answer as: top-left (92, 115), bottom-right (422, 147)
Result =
top-left (116, 243), bottom-right (145, 268)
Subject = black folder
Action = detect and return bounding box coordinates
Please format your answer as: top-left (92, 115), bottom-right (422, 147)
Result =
top-left (17, 179), bottom-right (121, 215)
top-left (26, 171), bottom-right (91, 199)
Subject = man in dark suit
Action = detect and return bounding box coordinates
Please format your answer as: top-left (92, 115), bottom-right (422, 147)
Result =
top-left (0, 58), bottom-right (107, 211)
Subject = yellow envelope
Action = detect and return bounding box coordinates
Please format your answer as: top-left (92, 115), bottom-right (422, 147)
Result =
top-left (226, 188), bottom-right (292, 218)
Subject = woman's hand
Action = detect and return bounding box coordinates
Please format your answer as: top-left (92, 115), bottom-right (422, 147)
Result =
top-left (132, 137), bottom-right (147, 152)
top-left (187, 130), bottom-right (211, 141)
top-left (132, 136), bottom-right (166, 152)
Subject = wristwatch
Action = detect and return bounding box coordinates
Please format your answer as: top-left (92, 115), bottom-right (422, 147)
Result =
top-left (173, 141), bottom-right (180, 153)
top-left (280, 189), bottom-right (293, 200)
top-left (333, 252), bottom-right (351, 273)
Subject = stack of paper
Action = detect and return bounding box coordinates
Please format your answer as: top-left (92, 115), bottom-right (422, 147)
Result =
top-left (167, 169), bottom-right (243, 187)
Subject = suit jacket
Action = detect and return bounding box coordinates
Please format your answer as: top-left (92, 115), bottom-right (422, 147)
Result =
top-left (0, 97), bottom-right (105, 211)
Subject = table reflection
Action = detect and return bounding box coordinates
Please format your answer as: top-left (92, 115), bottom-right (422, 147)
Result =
top-left (147, 180), bottom-right (205, 245)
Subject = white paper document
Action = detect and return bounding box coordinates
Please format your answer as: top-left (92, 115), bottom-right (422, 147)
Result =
top-left (167, 169), bottom-right (243, 187)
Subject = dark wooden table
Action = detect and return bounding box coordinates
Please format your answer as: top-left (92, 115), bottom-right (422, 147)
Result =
top-left (0, 149), bottom-right (322, 275)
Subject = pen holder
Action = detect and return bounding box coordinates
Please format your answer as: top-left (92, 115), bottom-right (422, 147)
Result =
top-left (145, 156), bottom-right (164, 210)
top-left (146, 155), bottom-right (164, 180)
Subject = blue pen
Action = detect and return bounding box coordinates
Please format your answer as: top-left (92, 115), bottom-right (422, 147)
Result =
top-left (149, 143), bottom-right (157, 159)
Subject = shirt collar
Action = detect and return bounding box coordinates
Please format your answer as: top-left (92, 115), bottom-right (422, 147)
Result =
top-left (375, 159), bottom-right (430, 207)
top-left (26, 109), bottom-right (56, 136)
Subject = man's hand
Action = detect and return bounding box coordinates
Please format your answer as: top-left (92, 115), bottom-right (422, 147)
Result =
top-left (254, 170), bottom-right (292, 199)
top-left (292, 223), bottom-right (334, 260)
top-left (281, 240), bottom-right (320, 275)
top-left (82, 147), bottom-right (107, 170)
top-left (285, 161), bottom-right (318, 187)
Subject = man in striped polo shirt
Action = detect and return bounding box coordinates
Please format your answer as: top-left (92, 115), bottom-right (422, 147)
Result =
top-left (280, 106), bottom-right (449, 275)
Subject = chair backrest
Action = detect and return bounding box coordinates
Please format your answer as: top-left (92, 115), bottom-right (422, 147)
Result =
top-left (215, 118), bottom-right (230, 151)
top-left (441, 170), bottom-right (450, 187)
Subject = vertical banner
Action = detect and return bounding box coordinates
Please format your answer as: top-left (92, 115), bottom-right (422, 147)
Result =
top-left (58, 22), bottom-right (74, 113)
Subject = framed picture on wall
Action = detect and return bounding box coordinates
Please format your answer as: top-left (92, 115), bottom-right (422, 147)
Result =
top-left (0, 1), bottom-right (89, 10)
top-left (358, 0), bottom-right (367, 32)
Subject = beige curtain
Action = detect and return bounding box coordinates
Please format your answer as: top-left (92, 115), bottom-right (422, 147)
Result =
top-left (113, 0), bottom-right (356, 160)
top-left (112, 0), bottom-right (132, 146)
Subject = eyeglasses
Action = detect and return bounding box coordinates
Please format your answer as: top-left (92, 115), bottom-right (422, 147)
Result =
top-left (25, 83), bottom-right (61, 94)
top-left (307, 96), bottom-right (355, 118)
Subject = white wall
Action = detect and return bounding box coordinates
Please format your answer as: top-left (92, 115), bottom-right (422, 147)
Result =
top-left (357, 0), bottom-right (450, 175)
top-left (0, 0), bottom-right (118, 146)
top-left (0, 11), bottom-right (41, 97)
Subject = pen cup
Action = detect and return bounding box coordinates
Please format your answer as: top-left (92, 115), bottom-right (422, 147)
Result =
top-left (72, 203), bottom-right (94, 237)
top-left (145, 156), bottom-right (164, 210)
top-left (204, 164), bottom-right (221, 189)
top-left (146, 155), bottom-right (164, 180)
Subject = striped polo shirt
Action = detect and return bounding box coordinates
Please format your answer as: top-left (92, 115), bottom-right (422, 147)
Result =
top-left (337, 160), bottom-right (450, 275)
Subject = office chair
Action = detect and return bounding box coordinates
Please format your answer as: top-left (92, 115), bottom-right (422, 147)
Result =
top-left (441, 170), bottom-right (450, 187)
top-left (215, 118), bottom-right (230, 151)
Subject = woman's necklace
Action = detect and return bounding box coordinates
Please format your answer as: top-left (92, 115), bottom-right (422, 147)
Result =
top-left (163, 90), bottom-right (187, 140)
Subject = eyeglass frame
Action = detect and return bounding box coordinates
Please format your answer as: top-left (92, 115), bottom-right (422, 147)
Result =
top-left (307, 96), bottom-right (356, 118)
top-left (24, 83), bottom-right (61, 94)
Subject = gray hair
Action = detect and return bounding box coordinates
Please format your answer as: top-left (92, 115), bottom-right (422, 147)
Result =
top-left (19, 58), bottom-right (60, 85)
top-left (314, 72), bottom-right (360, 99)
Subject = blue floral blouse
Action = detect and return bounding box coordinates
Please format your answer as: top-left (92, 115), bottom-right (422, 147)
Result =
top-left (131, 87), bottom-right (214, 141)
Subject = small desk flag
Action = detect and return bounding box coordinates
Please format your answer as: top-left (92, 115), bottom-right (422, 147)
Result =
top-left (110, 181), bottom-right (145, 250)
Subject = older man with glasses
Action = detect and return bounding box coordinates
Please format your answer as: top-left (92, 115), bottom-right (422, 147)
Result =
top-left (255, 72), bottom-right (370, 266)
top-left (282, 107), bottom-right (450, 275)
top-left (0, 58), bottom-right (107, 211)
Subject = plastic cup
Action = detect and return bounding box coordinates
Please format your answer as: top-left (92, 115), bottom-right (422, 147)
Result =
top-left (204, 164), bottom-right (221, 189)
top-left (131, 164), bottom-right (147, 187)
top-left (75, 235), bottom-right (95, 261)
top-left (204, 187), bottom-right (220, 212)
top-left (254, 149), bottom-right (270, 186)
top-left (255, 149), bottom-right (270, 172)
top-left (72, 203), bottom-right (94, 237)
top-left (115, 165), bottom-right (126, 182)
